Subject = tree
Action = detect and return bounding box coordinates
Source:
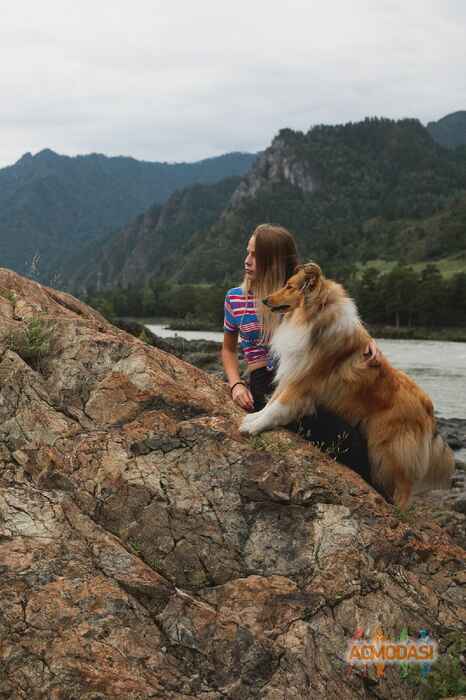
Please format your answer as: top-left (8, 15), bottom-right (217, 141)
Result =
top-left (444, 272), bottom-right (466, 327)
top-left (416, 264), bottom-right (446, 326)
top-left (141, 283), bottom-right (156, 316)
top-left (380, 265), bottom-right (418, 327)
top-left (354, 268), bottom-right (382, 323)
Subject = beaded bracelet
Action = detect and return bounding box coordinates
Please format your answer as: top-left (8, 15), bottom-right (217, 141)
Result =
top-left (230, 381), bottom-right (246, 396)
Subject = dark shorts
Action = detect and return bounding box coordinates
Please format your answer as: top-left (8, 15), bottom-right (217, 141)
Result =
top-left (249, 366), bottom-right (372, 486)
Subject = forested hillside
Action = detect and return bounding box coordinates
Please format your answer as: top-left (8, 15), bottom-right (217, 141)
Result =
top-left (83, 119), bottom-right (466, 338)
top-left (159, 118), bottom-right (466, 284)
top-left (427, 111), bottom-right (466, 149)
top-left (83, 117), bottom-right (466, 332)
top-left (0, 148), bottom-right (256, 280)
top-left (64, 177), bottom-right (241, 292)
top-left (4, 114), bottom-right (466, 334)
top-left (86, 261), bottom-right (466, 334)
top-left (75, 117), bottom-right (466, 294)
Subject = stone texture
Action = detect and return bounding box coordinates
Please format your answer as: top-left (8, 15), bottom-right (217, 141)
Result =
top-left (230, 135), bottom-right (317, 209)
top-left (0, 268), bottom-right (465, 699)
top-left (436, 417), bottom-right (466, 452)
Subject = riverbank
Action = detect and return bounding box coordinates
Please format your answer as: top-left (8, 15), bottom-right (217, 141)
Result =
top-left (166, 317), bottom-right (220, 332)
top-left (367, 324), bottom-right (466, 342)
top-left (120, 316), bottom-right (466, 342)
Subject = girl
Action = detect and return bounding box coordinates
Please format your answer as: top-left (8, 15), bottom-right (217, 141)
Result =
top-left (222, 223), bottom-right (378, 481)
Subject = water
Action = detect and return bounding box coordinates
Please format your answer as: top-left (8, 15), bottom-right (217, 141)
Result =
top-left (376, 339), bottom-right (466, 462)
top-left (376, 339), bottom-right (466, 421)
top-left (147, 323), bottom-right (466, 457)
top-left (147, 324), bottom-right (225, 343)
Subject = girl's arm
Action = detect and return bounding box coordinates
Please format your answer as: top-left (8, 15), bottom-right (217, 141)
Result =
top-left (221, 332), bottom-right (254, 411)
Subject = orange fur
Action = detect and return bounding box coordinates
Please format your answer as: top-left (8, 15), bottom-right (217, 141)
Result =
top-left (241, 262), bottom-right (455, 508)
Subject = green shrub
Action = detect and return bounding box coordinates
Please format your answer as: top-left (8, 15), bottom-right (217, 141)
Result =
top-left (404, 632), bottom-right (466, 699)
top-left (5, 317), bottom-right (55, 371)
top-left (0, 289), bottom-right (16, 304)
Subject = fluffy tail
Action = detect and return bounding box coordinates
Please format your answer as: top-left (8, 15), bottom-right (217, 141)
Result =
top-left (414, 432), bottom-right (455, 494)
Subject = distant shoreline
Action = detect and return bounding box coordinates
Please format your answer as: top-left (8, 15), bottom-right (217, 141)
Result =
top-left (365, 325), bottom-right (466, 343)
top-left (122, 316), bottom-right (466, 342)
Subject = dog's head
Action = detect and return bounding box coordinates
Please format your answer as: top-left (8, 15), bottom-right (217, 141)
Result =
top-left (262, 262), bottom-right (322, 313)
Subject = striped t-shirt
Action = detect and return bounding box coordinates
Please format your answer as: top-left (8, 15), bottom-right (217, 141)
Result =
top-left (223, 287), bottom-right (270, 367)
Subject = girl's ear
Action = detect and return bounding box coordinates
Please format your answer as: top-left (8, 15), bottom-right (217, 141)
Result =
top-left (301, 262), bottom-right (321, 290)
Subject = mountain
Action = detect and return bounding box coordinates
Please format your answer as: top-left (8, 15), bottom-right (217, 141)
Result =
top-left (91, 117), bottom-right (465, 288)
top-left (0, 149), bottom-right (257, 280)
top-left (64, 176), bottom-right (241, 292)
top-left (66, 118), bottom-right (466, 290)
top-left (427, 110), bottom-right (466, 148)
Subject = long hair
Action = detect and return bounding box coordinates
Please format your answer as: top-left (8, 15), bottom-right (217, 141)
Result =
top-left (242, 224), bottom-right (299, 341)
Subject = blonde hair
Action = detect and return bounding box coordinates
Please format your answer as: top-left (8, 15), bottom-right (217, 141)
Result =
top-left (242, 224), bottom-right (299, 342)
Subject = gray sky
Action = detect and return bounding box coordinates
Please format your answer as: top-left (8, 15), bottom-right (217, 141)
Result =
top-left (1, 0), bottom-right (465, 166)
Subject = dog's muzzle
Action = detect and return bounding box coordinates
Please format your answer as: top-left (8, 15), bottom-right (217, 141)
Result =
top-left (262, 298), bottom-right (290, 312)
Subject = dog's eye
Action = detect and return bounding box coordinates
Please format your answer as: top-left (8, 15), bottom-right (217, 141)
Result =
top-left (286, 284), bottom-right (292, 290)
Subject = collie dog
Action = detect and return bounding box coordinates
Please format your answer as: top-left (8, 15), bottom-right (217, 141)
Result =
top-left (240, 262), bottom-right (455, 508)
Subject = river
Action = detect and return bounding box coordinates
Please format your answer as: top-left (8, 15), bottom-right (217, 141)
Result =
top-left (147, 323), bottom-right (465, 457)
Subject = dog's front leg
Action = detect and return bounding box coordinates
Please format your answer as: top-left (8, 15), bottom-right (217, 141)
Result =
top-left (240, 387), bottom-right (314, 435)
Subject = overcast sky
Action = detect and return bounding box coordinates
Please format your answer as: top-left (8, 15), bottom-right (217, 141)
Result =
top-left (1, 0), bottom-right (465, 167)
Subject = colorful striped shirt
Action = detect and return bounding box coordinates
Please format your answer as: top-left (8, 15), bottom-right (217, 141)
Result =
top-left (224, 287), bottom-right (270, 367)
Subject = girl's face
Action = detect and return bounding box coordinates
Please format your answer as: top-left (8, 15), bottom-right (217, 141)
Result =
top-left (244, 236), bottom-right (256, 281)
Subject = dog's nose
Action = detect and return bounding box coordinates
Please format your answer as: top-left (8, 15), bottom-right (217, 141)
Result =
top-left (262, 298), bottom-right (270, 307)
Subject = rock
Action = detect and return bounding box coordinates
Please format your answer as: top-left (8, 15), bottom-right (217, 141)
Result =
top-left (453, 496), bottom-right (466, 514)
top-left (115, 318), bottom-right (225, 375)
top-left (230, 134), bottom-right (317, 209)
top-left (157, 334), bottom-right (221, 356)
top-left (0, 267), bottom-right (465, 699)
top-left (436, 417), bottom-right (466, 452)
top-left (114, 318), bottom-right (183, 357)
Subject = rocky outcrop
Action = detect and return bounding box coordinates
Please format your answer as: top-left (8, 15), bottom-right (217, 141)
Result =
top-left (436, 417), bottom-right (466, 453)
top-left (229, 134), bottom-right (317, 209)
top-left (116, 320), bottom-right (224, 375)
top-left (0, 268), bottom-right (465, 699)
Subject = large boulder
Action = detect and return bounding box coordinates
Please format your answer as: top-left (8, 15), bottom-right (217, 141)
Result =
top-left (0, 268), bottom-right (464, 699)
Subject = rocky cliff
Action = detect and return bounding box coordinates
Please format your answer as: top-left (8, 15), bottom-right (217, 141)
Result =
top-left (229, 134), bottom-right (317, 209)
top-left (0, 269), bottom-right (465, 699)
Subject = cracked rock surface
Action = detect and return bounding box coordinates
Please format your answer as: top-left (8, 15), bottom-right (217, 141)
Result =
top-left (0, 268), bottom-right (465, 699)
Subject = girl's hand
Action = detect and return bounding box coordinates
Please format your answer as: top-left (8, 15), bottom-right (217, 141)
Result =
top-left (231, 383), bottom-right (254, 411)
top-left (363, 339), bottom-right (381, 367)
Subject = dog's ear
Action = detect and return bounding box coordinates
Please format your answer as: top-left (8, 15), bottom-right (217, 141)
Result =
top-left (301, 262), bottom-right (321, 291)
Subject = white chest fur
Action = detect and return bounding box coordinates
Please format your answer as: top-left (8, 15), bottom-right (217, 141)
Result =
top-left (271, 318), bottom-right (313, 384)
top-left (270, 299), bottom-right (360, 385)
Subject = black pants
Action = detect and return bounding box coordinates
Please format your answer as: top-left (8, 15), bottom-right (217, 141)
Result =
top-left (249, 367), bottom-right (372, 486)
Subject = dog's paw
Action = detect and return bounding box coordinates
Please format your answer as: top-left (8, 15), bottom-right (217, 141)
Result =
top-left (240, 413), bottom-right (262, 435)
